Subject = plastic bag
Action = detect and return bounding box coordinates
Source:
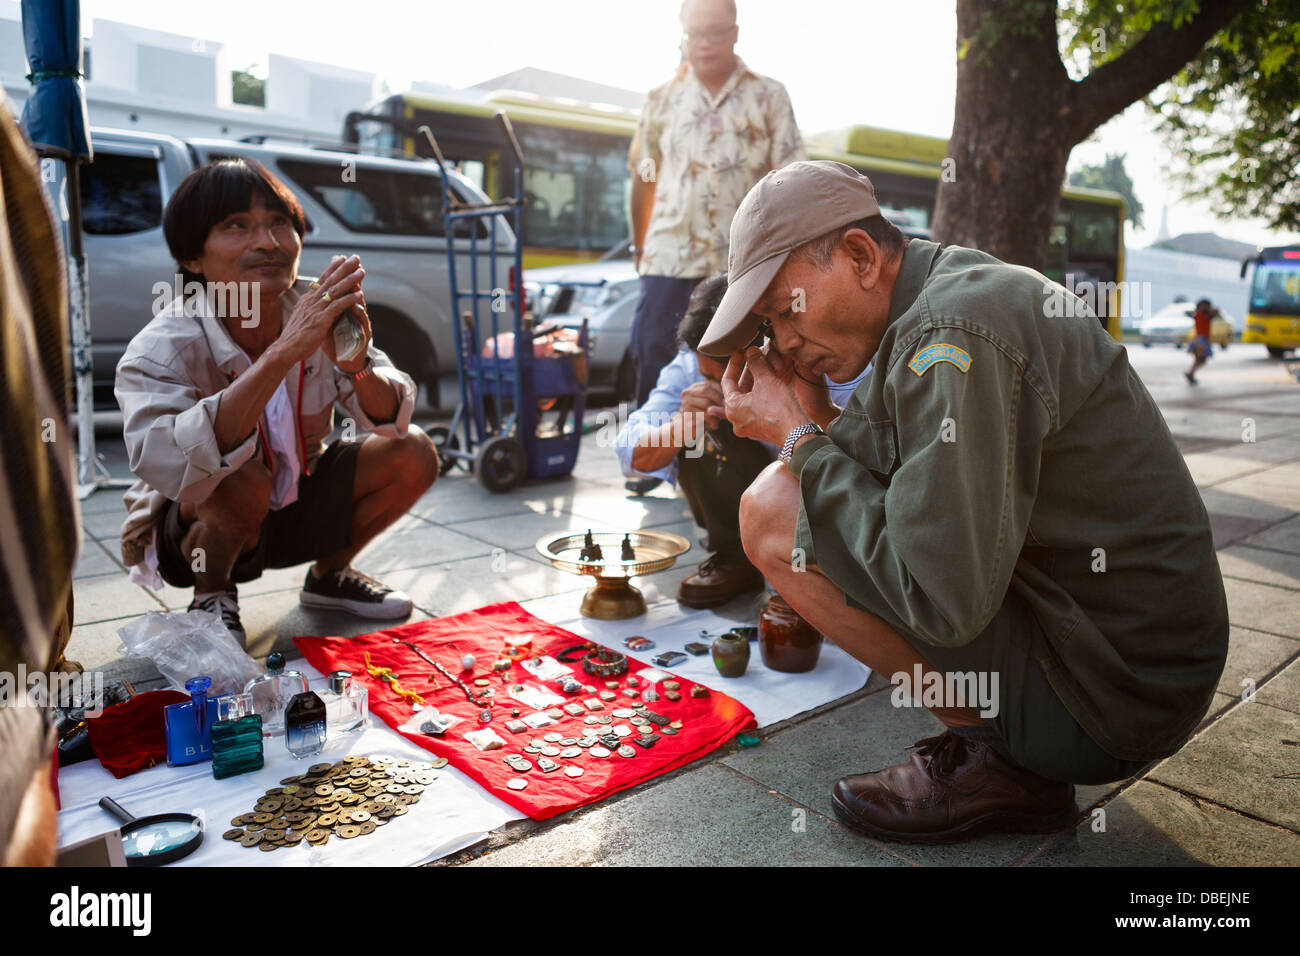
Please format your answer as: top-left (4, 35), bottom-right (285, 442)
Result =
top-left (117, 610), bottom-right (263, 697)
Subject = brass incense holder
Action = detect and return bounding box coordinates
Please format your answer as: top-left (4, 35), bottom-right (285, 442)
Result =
top-left (536, 529), bottom-right (691, 620)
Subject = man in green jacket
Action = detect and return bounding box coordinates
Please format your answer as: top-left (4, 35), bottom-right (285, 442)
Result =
top-left (701, 161), bottom-right (1228, 844)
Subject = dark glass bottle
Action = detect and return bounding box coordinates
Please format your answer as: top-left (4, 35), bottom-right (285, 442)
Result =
top-left (284, 690), bottom-right (327, 759)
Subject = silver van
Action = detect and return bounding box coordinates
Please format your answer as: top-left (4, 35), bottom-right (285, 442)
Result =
top-left (83, 127), bottom-right (512, 407)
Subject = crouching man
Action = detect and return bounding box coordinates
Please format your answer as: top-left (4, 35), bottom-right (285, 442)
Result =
top-left (703, 161), bottom-right (1228, 843)
top-left (116, 159), bottom-right (438, 644)
top-left (615, 275), bottom-right (773, 607)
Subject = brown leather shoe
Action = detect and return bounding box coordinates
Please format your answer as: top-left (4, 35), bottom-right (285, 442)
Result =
top-left (831, 731), bottom-right (1077, 844)
top-left (677, 554), bottom-right (765, 609)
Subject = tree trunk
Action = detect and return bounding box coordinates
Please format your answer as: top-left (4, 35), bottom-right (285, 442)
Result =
top-left (932, 0), bottom-right (1069, 271)
top-left (932, 0), bottom-right (1252, 272)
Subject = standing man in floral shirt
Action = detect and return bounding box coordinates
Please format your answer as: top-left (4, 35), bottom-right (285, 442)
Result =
top-left (625, 0), bottom-right (804, 491)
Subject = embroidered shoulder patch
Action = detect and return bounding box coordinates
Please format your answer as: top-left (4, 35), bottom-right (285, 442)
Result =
top-left (908, 343), bottom-right (972, 376)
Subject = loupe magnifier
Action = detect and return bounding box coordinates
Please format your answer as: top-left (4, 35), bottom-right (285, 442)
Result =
top-left (99, 796), bottom-right (204, 866)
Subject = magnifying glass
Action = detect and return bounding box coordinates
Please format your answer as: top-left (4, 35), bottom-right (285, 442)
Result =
top-left (99, 796), bottom-right (204, 867)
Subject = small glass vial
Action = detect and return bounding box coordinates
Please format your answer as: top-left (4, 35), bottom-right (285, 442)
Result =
top-left (319, 671), bottom-right (368, 739)
top-left (244, 652), bottom-right (308, 737)
top-left (211, 693), bottom-right (264, 779)
top-left (164, 676), bottom-right (218, 766)
top-left (284, 690), bottom-right (327, 759)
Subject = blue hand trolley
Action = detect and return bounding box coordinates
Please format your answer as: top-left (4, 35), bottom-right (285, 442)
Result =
top-left (421, 114), bottom-right (590, 493)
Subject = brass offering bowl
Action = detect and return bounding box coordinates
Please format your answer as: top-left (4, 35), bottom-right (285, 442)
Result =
top-left (536, 530), bottom-right (691, 619)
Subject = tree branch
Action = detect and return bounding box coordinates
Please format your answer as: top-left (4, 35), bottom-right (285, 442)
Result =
top-left (1070, 0), bottom-right (1253, 141)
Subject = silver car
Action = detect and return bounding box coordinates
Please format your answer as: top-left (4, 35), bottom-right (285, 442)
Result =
top-left (83, 127), bottom-right (512, 408)
top-left (524, 257), bottom-right (640, 403)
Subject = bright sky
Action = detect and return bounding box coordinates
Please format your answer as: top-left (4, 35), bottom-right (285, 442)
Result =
top-left (79, 0), bottom-right (1299, 249)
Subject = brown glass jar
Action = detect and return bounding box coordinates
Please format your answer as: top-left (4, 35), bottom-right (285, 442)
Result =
top-left (759, 594), bottom-right (823, 673)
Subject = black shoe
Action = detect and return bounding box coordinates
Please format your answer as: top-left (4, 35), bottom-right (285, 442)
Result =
top-left (625, 477), bottom-right (662, 496)
top-left (300, 566), bottom-right (413, 620)
top-left (1184, 371), bottom-right (1198, 385)
top-left (189, 589), bottom-right (246, 647)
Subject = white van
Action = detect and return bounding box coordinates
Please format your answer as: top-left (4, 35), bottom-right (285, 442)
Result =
top-left (83, 127), bottom-right (513, 408)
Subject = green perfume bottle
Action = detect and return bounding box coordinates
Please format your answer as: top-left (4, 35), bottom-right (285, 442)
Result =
top-left (212, 693), bottom-right (264, 779)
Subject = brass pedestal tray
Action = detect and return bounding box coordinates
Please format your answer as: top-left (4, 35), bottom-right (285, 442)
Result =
top-left (536, 529), bottom-right (691, 620)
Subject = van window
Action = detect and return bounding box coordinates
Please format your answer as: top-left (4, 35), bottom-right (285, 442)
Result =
top-left (81, 152), bottom-right (163, 235)
top-left (278, 160), bottom-right (487, 239)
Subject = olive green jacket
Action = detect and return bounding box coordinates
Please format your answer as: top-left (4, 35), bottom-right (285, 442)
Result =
top-left (791, 240), bottom-right (1228, 762)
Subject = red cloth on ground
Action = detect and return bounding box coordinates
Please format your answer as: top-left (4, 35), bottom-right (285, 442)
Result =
top-left (86, 690), bottom-right (189, 779)
top-left (295, 602), bottom-right (756, 821)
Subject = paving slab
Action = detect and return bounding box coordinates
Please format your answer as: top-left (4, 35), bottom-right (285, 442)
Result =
top-left (1217, 626), bottom-right (1300, 701)
top-left (1028, 781), bottom-right (1300, 866)
top-left (1238, 514), bottom-right (1300, 555)
top-left (1254, 657), bottom-right (1300, 717)
top-left (1148, 702), bottom-right (1300, 833)
top-left (410, 473), bottom-right (594, 525)
top-left (79, 506), bottom-right (129, 541)
top-left (446, 508), bottom-right (626, 553)
top-left (73, 538), bottom-right (123, 580)
top-left (718, 690), bottom-right (1068, 865)
top-left (1215, 545), bottom-right (1300, 591)
top-left (1197, 486), bottom-right (1296, 523)
top-left (378, 551), bottom-right (588, 619)
top-left (1222, 577), bottom-right (1300, 638)
top-left (465, 763), bottom-right (907, 867)
top-left (350, 513), bottom-right (500, 572)
top-left (1181, 453), bottom-right (1273, 487)
top-left (1214, 463), bottom-right (1300, 512)
top-left (72, 574), bottom-right (167, 626)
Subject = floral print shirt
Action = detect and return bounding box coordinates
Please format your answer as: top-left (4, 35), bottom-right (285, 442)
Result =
top-left (630, 58), bottom-right (805, 278)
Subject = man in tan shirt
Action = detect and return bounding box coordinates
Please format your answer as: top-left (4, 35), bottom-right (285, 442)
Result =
top-left (626, 0), bottom-right (805, 447)
top-left (116, 159), bottom-right (439, 645)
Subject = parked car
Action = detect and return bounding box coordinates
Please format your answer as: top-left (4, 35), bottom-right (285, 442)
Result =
top-left (82, 127), bottom-right (512, 408)
top-left (1139, 302), bottom-right (1233, 348)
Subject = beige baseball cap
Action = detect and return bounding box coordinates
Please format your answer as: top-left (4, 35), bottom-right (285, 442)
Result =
top-left (699, 160), bottom-right (881, 356)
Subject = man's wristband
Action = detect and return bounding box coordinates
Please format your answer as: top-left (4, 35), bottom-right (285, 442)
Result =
top-left (339, 357), bottom-right (374, 382)
top-left (780, 423), bottom-right (824, 465)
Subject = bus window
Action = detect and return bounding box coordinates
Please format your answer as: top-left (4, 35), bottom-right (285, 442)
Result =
top-left (1252, 262), bottom-right (1300, 315)
top-left (1070, 206), bottom-right (1118, 258)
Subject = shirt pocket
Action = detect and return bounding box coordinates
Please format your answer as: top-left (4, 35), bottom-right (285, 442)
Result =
top-left (836, 413), bottom-right (898, 484)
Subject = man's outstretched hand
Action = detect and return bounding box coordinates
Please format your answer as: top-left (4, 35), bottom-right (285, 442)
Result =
top-left (715, 347), bottom-right (810, 446)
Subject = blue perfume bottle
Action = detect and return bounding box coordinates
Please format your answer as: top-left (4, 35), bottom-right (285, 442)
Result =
top-left (164, 676), bottom-right (218, 766)
top-left (284, 690), bottom-right (327, 759)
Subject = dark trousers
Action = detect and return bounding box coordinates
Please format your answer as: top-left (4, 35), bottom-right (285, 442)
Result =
top-left (675, 421), bottom-right (775, 560)
top-left (631, 275), bottom-right (702, 408)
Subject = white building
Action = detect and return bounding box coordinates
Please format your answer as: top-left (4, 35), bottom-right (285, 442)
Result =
top-left (1, 3), bottom-right (381, 143)
top-left (1125, 245), bottom-right (1251, 330)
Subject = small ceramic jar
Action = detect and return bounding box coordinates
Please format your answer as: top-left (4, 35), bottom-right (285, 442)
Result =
top-left (711, 632), bottom-right (750, 678)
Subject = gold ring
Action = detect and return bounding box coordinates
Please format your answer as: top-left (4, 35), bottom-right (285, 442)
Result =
top-left (321, 291), bottom-right (332, 303)
top-left (308, 280), bottom-right (320, 290)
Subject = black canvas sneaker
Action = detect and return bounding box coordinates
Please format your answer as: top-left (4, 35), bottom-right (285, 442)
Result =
top-left (299, 566), bottom-right (413, 620)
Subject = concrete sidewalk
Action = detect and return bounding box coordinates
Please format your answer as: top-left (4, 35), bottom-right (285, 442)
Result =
top-left (66, 345), bottom-right (1300, 865)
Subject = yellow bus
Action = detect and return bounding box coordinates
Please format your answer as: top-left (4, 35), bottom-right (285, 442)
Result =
top-left (1240, 245), bottom-right (1300, 357)
top-left (347, 95), bottom-right (1126, 336)
top-left (346, 91), bottom-right (637, 267)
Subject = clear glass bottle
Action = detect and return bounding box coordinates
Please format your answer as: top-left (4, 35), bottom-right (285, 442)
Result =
top-left (243, 652), bottom-right (308, 737)
top-left (317, 670), bottom-right (368, 739)
top-left (211, 693), bottom-right (264, 779)
top-left (284, 690), bottom-right (327, 759)
top-left (164, 676), bottom-right (218, 766)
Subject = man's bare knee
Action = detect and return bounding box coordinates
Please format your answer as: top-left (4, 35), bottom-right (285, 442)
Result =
top-left (741, 461), bottom-right (801, 572)
top-left (393, 425), bottom-right (439, 494)
top-left (197, 459), bottom-right (272, 535)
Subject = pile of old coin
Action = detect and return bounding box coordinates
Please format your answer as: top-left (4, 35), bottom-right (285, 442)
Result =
top-left (499, 688), bottom-right (689, 791)
top-left (222, 754), bottom-right (446, 852)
